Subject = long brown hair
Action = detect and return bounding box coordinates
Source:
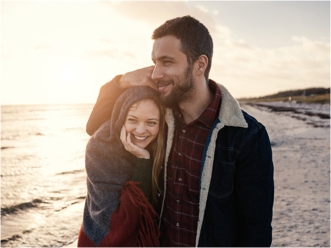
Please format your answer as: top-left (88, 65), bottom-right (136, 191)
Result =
top-left (150, 100), bottom-right (166, 204)
top-left (129, 97), bottom-right (166, 204)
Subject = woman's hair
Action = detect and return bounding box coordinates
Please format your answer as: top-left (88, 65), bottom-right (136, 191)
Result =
top-left (148, 100), bottom-right (166, 204)
top-left (129, 98), bottom-right (166, 204)
top-left (112, 86), bottom-right (166, 204)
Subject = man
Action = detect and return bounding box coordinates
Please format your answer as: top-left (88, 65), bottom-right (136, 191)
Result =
top-left (86, 16), bottom-right (274, 247)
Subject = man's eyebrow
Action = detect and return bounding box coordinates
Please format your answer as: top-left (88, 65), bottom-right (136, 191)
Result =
top-left (153, 55), bottom-right (174, 61)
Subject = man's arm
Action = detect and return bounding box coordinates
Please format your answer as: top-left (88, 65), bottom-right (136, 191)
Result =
top-left (86, 75), bottom-right (125, 135)
top-left (86, 66), bottom-right (156, 136)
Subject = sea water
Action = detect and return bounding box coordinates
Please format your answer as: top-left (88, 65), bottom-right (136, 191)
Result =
top-left (1, 104), bottom-right (93, 247)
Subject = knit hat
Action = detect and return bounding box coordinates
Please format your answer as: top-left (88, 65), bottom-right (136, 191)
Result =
top-left (94, 86), bottom-right (163, 164)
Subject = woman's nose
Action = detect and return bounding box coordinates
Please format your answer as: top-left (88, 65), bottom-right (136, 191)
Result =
top-left (135, 123), bottom-right (146, 133)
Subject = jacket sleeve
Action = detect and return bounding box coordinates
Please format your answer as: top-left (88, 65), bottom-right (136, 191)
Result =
top-left (235, 125), bottom-right (274, 247)
top-left (86, 75), bottom-right (126, 136)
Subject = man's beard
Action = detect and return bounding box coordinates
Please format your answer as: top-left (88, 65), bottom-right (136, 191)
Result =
top-left (159, 66), bottom-right (195, 108)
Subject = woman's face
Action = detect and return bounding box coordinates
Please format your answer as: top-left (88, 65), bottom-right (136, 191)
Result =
top-left (124, 99), bottom-right (160, 149)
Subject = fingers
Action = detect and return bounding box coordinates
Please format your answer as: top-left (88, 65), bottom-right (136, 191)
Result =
top-left (119, 66), bottom-right (158, 90)
top-left (120, 126), bottom-right (150, 159)
top-left (120, 126), bottom-right (133, 151)
top-left (120, 126), bottom-right (126, 145)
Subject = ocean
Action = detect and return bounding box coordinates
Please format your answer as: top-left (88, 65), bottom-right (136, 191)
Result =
top-left (1, 103), bottom-right (94, 247)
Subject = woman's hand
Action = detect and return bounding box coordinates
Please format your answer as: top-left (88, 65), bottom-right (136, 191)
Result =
top-left (120, 126), bottom-right (151, 159)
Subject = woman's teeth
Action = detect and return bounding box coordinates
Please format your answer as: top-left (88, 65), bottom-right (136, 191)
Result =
top-left (134, 135), bottom-right (147, 140)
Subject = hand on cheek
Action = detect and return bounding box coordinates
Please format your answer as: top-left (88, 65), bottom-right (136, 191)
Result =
top-left (120, 126), bottom-right (150, 159)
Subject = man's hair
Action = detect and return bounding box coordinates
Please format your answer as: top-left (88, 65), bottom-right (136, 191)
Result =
top-left (152, 15), bottom-right (213, 81)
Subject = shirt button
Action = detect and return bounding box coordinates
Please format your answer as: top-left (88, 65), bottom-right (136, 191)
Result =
top-left (178, 178), bottom-right (182, 182)
top-left (178, 152), bottom-right (182, 156)
top-left (176, 223), bottom-right (180, 227)
top-left (182, 129), bottom-right (186, 133)
top-left (176, 199), bottom-right (180, 203)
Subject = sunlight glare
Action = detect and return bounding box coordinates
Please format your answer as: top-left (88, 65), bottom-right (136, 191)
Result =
top-left (59, 64), bottom-right (78, 86)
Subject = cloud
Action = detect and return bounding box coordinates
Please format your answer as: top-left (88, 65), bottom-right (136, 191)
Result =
top-left (103, 1), bottom-right (218, 34)
top-left (210, 33), bottom-right (330, 98)
top-left (34, 44), bottom-right (53, 51)
top-left (87, 49), bottom-right (136, 60)
top-left (102, 1), bottom-right (329, 98)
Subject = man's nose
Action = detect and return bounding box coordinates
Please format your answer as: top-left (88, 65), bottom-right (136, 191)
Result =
top-left (151, 64), bottom-right (164, 82)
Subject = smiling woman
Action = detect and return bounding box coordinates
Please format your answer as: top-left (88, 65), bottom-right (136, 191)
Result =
top-left (78, 86), bottom-right (166, 247)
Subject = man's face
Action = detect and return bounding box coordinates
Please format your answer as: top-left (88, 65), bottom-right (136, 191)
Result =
top-left (151, 35), bottom-right (195, 107)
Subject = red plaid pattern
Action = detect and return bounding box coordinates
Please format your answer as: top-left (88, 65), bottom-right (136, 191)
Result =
top-left (161, 81), bottom-right (222, 246)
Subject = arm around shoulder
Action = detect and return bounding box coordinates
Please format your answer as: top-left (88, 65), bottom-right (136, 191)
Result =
top-left (86, 75), bottom-right (126, 136)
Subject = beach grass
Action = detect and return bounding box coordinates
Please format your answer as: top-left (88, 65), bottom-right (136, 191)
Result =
top-left (238, 93), bottom-right (330, 104)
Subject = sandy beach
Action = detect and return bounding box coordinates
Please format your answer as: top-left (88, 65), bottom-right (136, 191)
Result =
top-left (61, 101), bottom-right (330, 247)
top-left (242, 102), bottom-right (330, 247)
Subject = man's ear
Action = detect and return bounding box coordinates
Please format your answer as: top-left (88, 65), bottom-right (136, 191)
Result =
top-left (194, 55), bottom-right (208, 75)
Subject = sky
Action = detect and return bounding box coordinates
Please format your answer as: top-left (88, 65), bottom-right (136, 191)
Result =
top-left (1, 1), bottom-right (330, 105)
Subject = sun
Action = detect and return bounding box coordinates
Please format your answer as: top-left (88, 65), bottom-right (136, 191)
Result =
top-left (43, 54), bottom-right (90, 103)
top-left (59, 65), bottom-right (78, 86)
top-left (56, 59), bottom-right (80, 89)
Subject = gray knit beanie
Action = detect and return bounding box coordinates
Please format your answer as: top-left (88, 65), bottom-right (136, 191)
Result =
top-left (93, 86), bottom-right (163, 163)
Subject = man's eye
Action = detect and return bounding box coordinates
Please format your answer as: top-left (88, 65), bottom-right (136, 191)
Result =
top-left (163, 60), bottom-right (171, 65)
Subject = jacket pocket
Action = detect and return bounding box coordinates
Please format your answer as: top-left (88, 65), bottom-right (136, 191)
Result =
top-left (208, 160), bottom-right (235, 199)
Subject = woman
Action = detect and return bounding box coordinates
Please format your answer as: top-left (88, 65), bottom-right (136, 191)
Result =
top-left (77, 86), bottom-right (166, 247)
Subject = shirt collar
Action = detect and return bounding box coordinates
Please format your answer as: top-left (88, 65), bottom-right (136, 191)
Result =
top-left (174, 79), bottom-right (222, 128)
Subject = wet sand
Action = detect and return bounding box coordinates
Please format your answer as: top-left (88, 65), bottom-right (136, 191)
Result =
top-left (64, 102), bottom-right (330, 247)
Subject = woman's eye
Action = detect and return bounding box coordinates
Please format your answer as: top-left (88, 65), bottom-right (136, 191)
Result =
top-left (147, 121), bottom-right (157, 126)
top-left (127, 118), bottom-right (137, 123)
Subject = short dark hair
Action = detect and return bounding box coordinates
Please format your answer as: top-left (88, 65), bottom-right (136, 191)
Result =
top-left (152, 15), bottom-right (213, 81)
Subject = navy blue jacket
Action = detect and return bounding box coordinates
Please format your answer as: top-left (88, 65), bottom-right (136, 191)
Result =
top-left (197, 111), bottom-right (274, 246)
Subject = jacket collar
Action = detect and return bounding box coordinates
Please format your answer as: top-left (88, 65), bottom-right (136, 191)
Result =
top-left (217, 83), bottom-right (248, 128)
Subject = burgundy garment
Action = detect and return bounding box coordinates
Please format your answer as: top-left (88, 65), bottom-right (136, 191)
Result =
top-left (78, 181), bottom-right (160, 247)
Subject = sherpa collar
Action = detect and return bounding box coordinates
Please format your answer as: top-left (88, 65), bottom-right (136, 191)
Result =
top-left (216, 81), bottom-right (248, 128)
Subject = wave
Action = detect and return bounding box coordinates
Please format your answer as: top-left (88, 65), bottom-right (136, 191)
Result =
top-left (1, 199), bottom-right (44, 216)
top-left (56, 169), bottom-right (84, 175)
top-left (1, 146), bottom-right (15, 150)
